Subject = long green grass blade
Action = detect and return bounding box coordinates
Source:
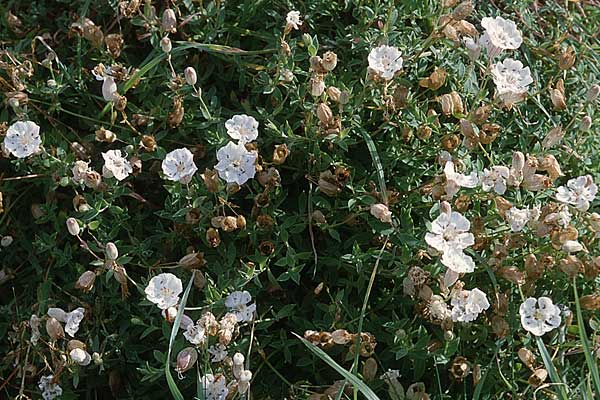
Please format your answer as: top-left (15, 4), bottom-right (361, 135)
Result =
top-left (165, 271), bottom-right (196, 400)
top-left (535, 336), bottom-right (569, 400)
top-left (573, 279), bottom-right (600, 396)
top-left (294, 333), bottom-right (381, 400)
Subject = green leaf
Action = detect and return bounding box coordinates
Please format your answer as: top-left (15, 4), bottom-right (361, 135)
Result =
top-left (573, 279), bottom-right (600, 396)
top-left (535, 336), bottom-right (569, 400)
top-left (294, 333), bottom-right (381, 400)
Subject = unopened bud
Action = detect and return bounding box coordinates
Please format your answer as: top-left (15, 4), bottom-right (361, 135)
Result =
top-left (160, 36), bottom-right (172, 53)
top-left (586, 84), bottom-right (600, 102)
top-left (176, 347), bottom-right (197, 373)
top-left (162, 8), bottom-right (177, 33)
top-left (184, 67), bottom-right (197, 86)
top-left (580, 115), bottom-right (592, 131)
top-left (66, 218), bottom-right (80, 236)
top-left (92, 352), bottom-right (103, 365)
top-left (105, 242), bottom-right (119, 260)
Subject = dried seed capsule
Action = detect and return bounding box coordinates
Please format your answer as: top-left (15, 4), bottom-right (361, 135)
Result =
top-left (176, 347), bottom-right (198, 373)
top-left (162, 8), bottom-right (177, 33)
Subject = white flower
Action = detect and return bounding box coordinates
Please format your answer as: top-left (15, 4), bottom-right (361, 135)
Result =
top-left (519, 297), bottom-right (561, 336)
top-left (145, 273), bottom-right (183, 310)
top-left (102, 150), bottom-right (132, 181)
top-left (38, 375), bottom-right (63, 400)
top-left (425, 202), bottom-right (475, 274)
top-left (208, 344), bottom-right (228, 363)
top-left (200, 374), bottom-right (229, 400)
top-left (544, 204), bottom-right (571, 228)
top-left (444, 161), bottom-right (479, 199)
top-left (491, 58), bottom-right (533, 107)
top-left (429, 295), bottom-right (451, 320)
top-left (3, 121), bottom-right (42, 158)
top-left (368, 45), bottom-right (403, 81)
top-left (93, 65), bottom-right (119, 101)
top-left (556, 175), bottom-right (598, 211)
top-left (286, 10), bottom-right (302, 30)
top-left (370, 203), bottom-right (392, 223)
top-left (183, 320), bottom-right (207, 345)
top-left (162, 148), bottom-right (198, 184)
top-left (480, 16), bottom-right (522, 58)
top-left (72, 161), bottom-right (91, 184)
top-left (48, 307), bottom-right (85, 337)
top-left (505, 206), bottom-right (539, 232)
top-left (70, 348), bottom-right (91, 366)
top-left (451, 288), bottom-right (490, 322)
top-left (480, 166), bottom-right (510, 195)
top-left (214, 141), bottom-right (257, 185)
top-left (224, 290), bottom-right (256, 322)
top-left (225, 114), bottom-right (259, 143)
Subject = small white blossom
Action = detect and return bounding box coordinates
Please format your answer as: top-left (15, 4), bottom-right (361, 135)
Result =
top-left (102, 150), bottom-right (132, 181)
top-left (183, 320), bottom-right (207, 345)
top-left (480, 166), bottom-right (510, 195)
top-left (38, 375), bottom-right (63, 400)
top-left (200, 374), bottom-right (229, 400)
top-left (556, 175), bottom-right (597, 211)
top-left (286, 10), bottom-right (302, 30)
top-left (214, 141), bottom-right (257, 185)
top-left (145, 273), bottom-right (183, 310)
top-left (505, 206), bottom-right (539, 232)
top-left (370, 203), bottom-right (392, 223)
top-left (208, 344), bottom-right (228, 363)
top-left (544, 204), bottom-right (572, 228)
top-left (224, 290), bottom-right (256, 322)
top-left (3, 121), bottom-right (42, 158)
top-left (429, 295), bottom-right (451, 320)
top-left (451, 288), bottom-right (490, 322)
top-left (491, 58), bottom-right (533, 107)
top-left (480, 16), bottom-right (522, 58)
top-left (72, 161), bottom-right (91, 184)
top-left (93, 65), bottom-right (119, 101)
top-left (444, 161), bottom-right (478, 199)
top-left (225, 114), bottom-right (259, 144)
top-left (519, 297), bottom-right (561, 336)
top-left (368, 45), bottom-right (403, 81)
top-left (162, 148), bottom-right (198, 184)
top-left (70, 348), bottom-right (92, 366)
top-left (425, 202), bottom-right (475, 274)
top-left (48, 307), bottom-right (85, 337)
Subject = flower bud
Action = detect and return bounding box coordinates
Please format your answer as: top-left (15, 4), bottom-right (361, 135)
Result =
top-left (162, 8), bottom-right (177, 33)
top-left (586, 84), bottom-right (600, 102)
top-left (1, 236), bottom-right (13, 247)
top-left (580, 115), bottom-right (592, 131)
top-left (444, 330), bottom-right (455, 341)
top-left (75, 270), bottom-right (96, 291)
top-left (321, 51), bottom-right (338, 71)
top-left (46, 317), bottom-right (65, 340)
top-left (160, 36), bottom-right (172, 53)
top-left (184, 67), bottom-right (197, 86)
top-left (92, 352), bottom-right (103, 365)
top-left (176, 347), bottom-right (198, 374)
top-left (105, 242), bottom-right (119, 260)
top-left (238, 370), bottom-right (253, 393)
top-left (66, 218), bottom-right (80, 236)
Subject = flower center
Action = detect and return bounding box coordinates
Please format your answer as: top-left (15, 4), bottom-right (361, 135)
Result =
top-left (533, 309), bottom-right (545, 321)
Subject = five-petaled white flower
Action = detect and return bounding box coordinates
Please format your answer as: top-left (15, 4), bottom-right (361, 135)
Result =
top-left (425, 202), bottom-right (475, 275)
top-left (225, 114), bottom-right (259, 144)
top-left (451, 288), bottom-right (490, 322)
top-left (214, 141), bottom-right (257, 185)
top-left (505, 206), bottom-right (540, 232)
top-left (208, 344), bottom-right (228, 363)
top-left (47, 307), bottom-right (86, 337)
top-left (480, 166), bottom-right (510, 195)
top-left (162, 148), bottom-right (198, 184)
top-left (286, 11), bottom-right (302, 30)
top-left (480, 16), bottom-right (522, 58)
top-left (38, 375), bottom-right (63, 400)
top-left (102, 150), bottom-right (132, 181)
top-left (519, 297), bottom-right (561, 336)
top-left (70, 348), bottom-right (92, 366)
top-left (145, 273), bottom-right (183, 310)
top-left (200, 374), bottom-right (229, 400)
top-left (444, 161), bottom-right (479, 199)
top-left (4, 121), bottom-right (42, 158)
top-left (224, 290), bottom-right (256, 322)
top-left (368, 45), bottom-right (403, 81)
top-left (556, 175), bottom-right (598, 212)
top-left (491, 58), bottom-right (533, 107)
top-left (183, 320), bottom-right (207, 345)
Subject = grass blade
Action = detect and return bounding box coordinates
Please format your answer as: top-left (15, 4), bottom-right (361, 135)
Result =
top-left (165, 271), bottom-right (196, 400)
top-left (294, 333), bottom-right (381, 400)
top-left (573, 279), bottom-right (600, 396)
top-left (535, 336), bottom-right (569, 400)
